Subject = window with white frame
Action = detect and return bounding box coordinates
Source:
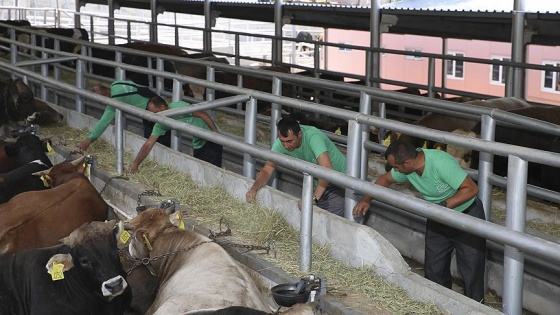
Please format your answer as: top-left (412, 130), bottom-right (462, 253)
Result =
top-left (490, 56), bottom-right (511, 84)
top-left (339, 42), bottom-right (352, 52)
top-left (542, 61), bottom-right (560, 92)
top-left (405, 48), bottom-right (422, 60)
top-left (446, 52), bottom-right (464, 79)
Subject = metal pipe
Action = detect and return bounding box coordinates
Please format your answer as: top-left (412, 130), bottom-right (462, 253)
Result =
top-left (156, 58), bottom-right (164, 95)
top-left (502, 155), bottom-right (528, 315)
top-left (243, 98), bottom-right (258, 179)
top-left (150, 0), bottom-right (158, 43)
top-left (273, 0), bottom-right (283, 65)
top-left (270, 77), bottom-right (282, 189)
top-left (108, 0), bottom-right (115, 46)
top-left (345, 119), bottom-right (361, 221)
top-left (299, 173), bottom-right (314, 272)
top-left (478, 115), bottom-right (495, 220)
top-left (359, 92), bottom-right (372, 180)
top-left (511, 0), bottom-right (526, 99)
top-left (203, 0), bottom-right (211, 53)
top-left (14, 56), bottom-right (78, 67)
top-left (170, 79), bottom-right (183, 151)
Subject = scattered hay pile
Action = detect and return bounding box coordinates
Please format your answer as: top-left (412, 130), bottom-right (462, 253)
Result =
top-left (42, 124), bottom-right (444, 315)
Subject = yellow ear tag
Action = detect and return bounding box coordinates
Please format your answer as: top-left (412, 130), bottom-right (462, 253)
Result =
top-left (119, 230), bottom-right (131, 244)
top-left (335, 127), bottom-right (341, 135)
top-left (46, 142), bottom-right (54, 154)
top-left (48, 262), bottom-right (65, 281)
top-left (422, 141), bottom-right (428, 149)
top-left (176, 213), bottom-right (185, 230)
top-left (84, 163), bottom-right (90, 177)
top-left (383, 135), bottom-right (391, 147)
top-left (40, 174), bottom-right (51, 188)
top-left (143, 234), bottom-right (153, 251)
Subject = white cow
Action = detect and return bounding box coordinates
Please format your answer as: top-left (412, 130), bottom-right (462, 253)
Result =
top-left (127, 206), bottom-right (277, 315)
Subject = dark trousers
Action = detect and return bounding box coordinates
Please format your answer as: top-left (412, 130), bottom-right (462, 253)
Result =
top-left (194, 141), bottom-right (223, 168)
top-left (316, 186), bottom-right (345, 217)
top-left (424, 197), bottom-right (487, 302)
top-left (143, 120), bottom-right (171, 148)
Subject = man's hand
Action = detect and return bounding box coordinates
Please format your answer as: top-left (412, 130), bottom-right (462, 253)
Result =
top-left (245, 188), bottom-right (258, 203)
top-left (78, 139), bottom-right (91, 151)
top-left (353, 200), bottom-right (371, 217)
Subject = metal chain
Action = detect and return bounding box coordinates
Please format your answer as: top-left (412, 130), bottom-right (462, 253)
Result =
top-left (98, 174), bottom-right (129, 195)
top-left (130, 240), bottom-right (214, 271)
top-left (136, 189), bottom-right (162, 208)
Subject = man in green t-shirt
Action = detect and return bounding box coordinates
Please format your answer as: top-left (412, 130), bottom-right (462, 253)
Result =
top-left (246, 117), bottom-right (347, 217)
top-left (129, 96), bottom-right (222, 173)
top-left (77, 80), bottom-right (170, 151)
top-left (353, 140), bottom-right (486, 303)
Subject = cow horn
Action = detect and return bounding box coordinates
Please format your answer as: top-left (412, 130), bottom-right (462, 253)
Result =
top-left (32, 168), bottom-right (51, 177)
top-left (39, 135), bottom-right (53, 142)
top-left (3, 138), bottom-right (16, 143)
top-left (70, 156), bottom-right (87, 166)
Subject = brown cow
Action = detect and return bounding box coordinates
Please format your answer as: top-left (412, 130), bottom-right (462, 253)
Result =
top-left (127, 206), bottom-right (276, 314)
top-left (0, 156), bottom-right (108, 255)
top-left (396, 97), bottom-right (532, 149)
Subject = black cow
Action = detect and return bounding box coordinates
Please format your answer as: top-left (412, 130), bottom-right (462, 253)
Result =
top-left (0, 221), bottom-right (132, 315)
top-left (0, 78), bottom-right (37, 127)
top-left (0, 131), bottom-right (53, 203)
top-left (0, 20), bottom-right (31, 51)
top-left (23, 27), bottom-right (89, 67)
top-left (470, 106), bottom-right (560, 192)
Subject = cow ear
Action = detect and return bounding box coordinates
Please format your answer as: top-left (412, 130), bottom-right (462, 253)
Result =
top-left (46, 253), bottom-right (74, 273)
top-left (32, 168), bottom-right (51, 177)
top-left (169, 208), bottom-right (185, 230)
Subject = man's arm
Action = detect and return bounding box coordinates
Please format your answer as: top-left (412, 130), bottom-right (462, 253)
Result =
top-left (77, 106), bottom-right (116, 150)
top-left (245, 161), bottom-right (276, 203)
top-left (129, 135), bottom-right (159, 173)
top-left (444, 176), bottom-right (478, 209)
top-left (352, 172), bottom-right (397, 217)
top-left (193, 110), bottom-right (219, 132)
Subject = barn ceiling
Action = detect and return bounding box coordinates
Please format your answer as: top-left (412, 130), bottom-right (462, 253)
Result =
top-left (81, 1), bottom-right (560, 46)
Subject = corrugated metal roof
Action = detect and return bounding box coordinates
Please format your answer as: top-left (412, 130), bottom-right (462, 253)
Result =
top-left (383, 0), bottom-right (560, 13)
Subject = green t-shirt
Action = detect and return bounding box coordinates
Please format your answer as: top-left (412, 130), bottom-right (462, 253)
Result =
top-left (271, 125), bottom-right (347, 185)
top-left (152, 101), bottom-right (216, 150)
top-left (390, 148), bottom-right (474, 212)
top-left (87, 81), bottom-right (154, 141)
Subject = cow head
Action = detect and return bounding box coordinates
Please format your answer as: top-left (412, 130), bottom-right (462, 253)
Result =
top-left (57, 220), bottom-right (131, 299)
top-left (32, 156), bottom-right (86, 187)
top-left (8, 132), bottom-right (54, 167)
top-left (127, 206), bottom-right (183, 260)
top-left (3, 79), bottom-right (37, 126)
top-left (25, 98), bottom-right (64, 126)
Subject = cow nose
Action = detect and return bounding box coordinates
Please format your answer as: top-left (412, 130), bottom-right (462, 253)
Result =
top-left (101, 275), bottom-right (128, 297)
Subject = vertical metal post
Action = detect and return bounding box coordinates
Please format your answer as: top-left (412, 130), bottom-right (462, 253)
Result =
top-left (370, 0), bottom-right (381, 89)
top-left (150, 0), bottom-right (158, 43)
top-left (10, 29), bottom-right (17, 67)
top-left (74, 0), bottom-right (81, 29)
top-left (272, 0), bottom-right (283, 65)
top-left (75, 42), bottom-right (87, 113)
top-left (427, 57), bottom-right (436, 98)
top-left (203, 0), bottom-right (212, 53)
top-left (511, 0), bottom-right (526, 99)
top-left (115, 52), bottom-right (125, 174)
top-left (478, 114), bottom-right (496, 220)
top-left (270, 77), bottom-right (282, 189)
top-left (243, 98), bottom-right (258, 179)
top-left (359, 92), bottom-right (371, 180)
top-left (206, 66), bottom-right (216, 102)
top-left (299, 173), bottom-right (314, 272)
top-left (441, 39), bottom-right (448, 98)
top-left (40, 40), bottom-right (48, 100)
top-left (170, 79), bottom-right (182, 151)
top-left (108, 0), bottom-right (116, 46)
top-left (345, 119), bottom-right (362, 221)
top-left (236, 74), bottom-right (243, 110)
top-left (53, 39), bottom-right (61, 104)
top-left (156, 58), bottom-right (164, 95)
top-left (502, 155), bottom-right (528, 315)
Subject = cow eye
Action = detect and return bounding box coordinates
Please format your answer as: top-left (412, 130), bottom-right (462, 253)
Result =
top-left (78, 257), bottom-right (93, 268)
